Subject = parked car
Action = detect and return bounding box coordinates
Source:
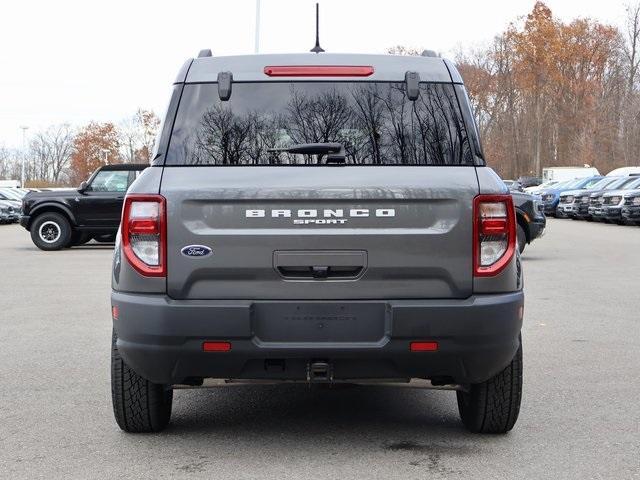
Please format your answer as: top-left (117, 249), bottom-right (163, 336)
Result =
top-left (511, 191), bottom-right (545, 253)
top-left (0, 187), bottom-right (27, 201)
top-left (0, 205), bottom-right (9, 224)
top-left (539, 176), bottom-right (603, 216)
top-left (524, 179), bottom-right (560, 194)
top-left (20, 164), bottom-right (147, 250)
top-left (621, 190), bottom-right (640, 225)
top-left (556, 176), bottom-right (612, 218)
top-left (503, 180), bottom-right (523, 191)
top-left (110, 51), bottom-right (524, 434)
top-left (599, 177), bottom-right (640, 223)
top-left (578, 176), bottom-right (640, 221)
top-left (0, 200), bottom-right (19, 223)
top-left (517, 176), bottom-right (542, 189)
top-left (0, 190), bottom-right (23, 213)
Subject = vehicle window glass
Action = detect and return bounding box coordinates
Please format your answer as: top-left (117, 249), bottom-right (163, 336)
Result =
top-left (167, 82), bottom-right (474, 166)
top-left (623, 177), bottom-right (640, 189)
top-left (590, 178), bottom-right (613, 189)
top-left (89, 171), bottom-right (129, 192)
top-left (566, 179), bottom-right (584, 189)
top-left (604, 179), bottom-right (622, 189)
top-left (618, 177), bottom-right (638, 189)
top-left (583, 178), bottom-right (601, 188)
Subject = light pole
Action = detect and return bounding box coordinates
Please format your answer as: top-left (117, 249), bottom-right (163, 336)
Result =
top-left (102, 149), bottom-right (110, 164)
top-left (254, 0), bottom-right (261, 53)
top-left (19, 126), bottom-right (29, 188)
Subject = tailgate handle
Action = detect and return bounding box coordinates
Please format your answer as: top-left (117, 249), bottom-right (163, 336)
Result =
top-left (276, 265), bottom-right (364, 280)
top-left (274, 250), bottom-right (367, 280)
top-left (311, 266), bottom-right (329, 278)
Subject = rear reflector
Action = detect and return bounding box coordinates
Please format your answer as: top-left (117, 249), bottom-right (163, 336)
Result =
top-left (111, 305), bottom-right (119, 320)
top-left (202, 341), bottom-right (232, 352)
top-left (410, 341), bottom-right (439, 352)
top-left (264, 65), bottom-right (374, 77)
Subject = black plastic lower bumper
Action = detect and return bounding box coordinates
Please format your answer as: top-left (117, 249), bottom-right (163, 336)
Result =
top-left (528, 218), bottom-right (546, 240)
top-left (19, 215), bottom-right (30, 229)
top-left (112, 291), bottom-right (524, 386)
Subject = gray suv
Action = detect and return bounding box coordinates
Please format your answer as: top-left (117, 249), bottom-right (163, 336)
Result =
top-left (111, 52), bottom-right (524, 434)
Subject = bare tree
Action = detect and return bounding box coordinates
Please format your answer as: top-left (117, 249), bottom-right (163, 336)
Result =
top-left (27, 124), bottom-right (74, 184)
top-left (0, 146), bottom-right (17, 179)
top-left (624, 2), bottom-right (640, 93)
top-left (119, 109), bottom-right (160, 163)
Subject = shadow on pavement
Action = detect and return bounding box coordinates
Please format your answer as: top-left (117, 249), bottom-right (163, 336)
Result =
top-left (167, 384), bottom-right (478, 441)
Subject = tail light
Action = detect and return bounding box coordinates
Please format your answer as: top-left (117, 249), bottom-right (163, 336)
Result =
top-left (473, 195), bottom-right (516, 277)
top-left (263, 65), bottom-right (374, 77)
top-left (121, 195), bottom-right (166, 277)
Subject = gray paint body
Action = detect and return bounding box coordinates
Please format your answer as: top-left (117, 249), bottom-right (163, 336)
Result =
top-left (111, 53), bottom-right (523, 385)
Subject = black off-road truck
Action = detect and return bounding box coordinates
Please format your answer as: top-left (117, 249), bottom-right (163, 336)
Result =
top-left (20, 164), bottom-right (147, 250)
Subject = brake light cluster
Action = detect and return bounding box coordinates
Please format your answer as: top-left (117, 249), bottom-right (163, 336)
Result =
top-left (121, 195), bottom-right (166, 277)
top-left (473, 195), bottom-right (516, 277)
top-left (263, 65), bottom-right (374, 77)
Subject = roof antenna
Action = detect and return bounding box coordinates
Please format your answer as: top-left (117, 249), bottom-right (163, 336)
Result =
top-left (310, 3), bottom-right (325, 53)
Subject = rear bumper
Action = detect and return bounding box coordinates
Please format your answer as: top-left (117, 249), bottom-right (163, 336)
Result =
top-left (112, 291), bottom-right (524, 386)
top-left (528, 218), bottom-right (546, 240)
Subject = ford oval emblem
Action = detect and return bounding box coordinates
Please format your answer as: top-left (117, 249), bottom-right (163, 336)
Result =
top-left (181, 245), bottom-right (212, 258)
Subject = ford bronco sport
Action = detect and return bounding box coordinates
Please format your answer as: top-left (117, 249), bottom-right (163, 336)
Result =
top-left (111, 51), bottom-right (524, 434)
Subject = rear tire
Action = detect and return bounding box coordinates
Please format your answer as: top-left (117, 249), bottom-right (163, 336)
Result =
top-left (30, 212), bottom-right (72, 251)
top-left (456, 338), bottom-right (523, 434)
top-left (111, 330), bottom-right (173, 433)
top-left (516, 224), bottom-right (527, 254)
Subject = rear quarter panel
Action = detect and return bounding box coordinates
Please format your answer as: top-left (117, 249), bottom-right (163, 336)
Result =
top-left (112, 166), bottom-right (166, 293)
top-left (474, 167), bottom-right (522, 293)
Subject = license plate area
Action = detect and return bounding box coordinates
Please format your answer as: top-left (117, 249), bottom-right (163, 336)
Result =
top-left (253, 302), bottom-right (387, 343)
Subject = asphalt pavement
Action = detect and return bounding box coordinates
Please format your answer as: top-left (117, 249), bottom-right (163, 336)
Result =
top-left (0, 220), bottom-right (638, 479)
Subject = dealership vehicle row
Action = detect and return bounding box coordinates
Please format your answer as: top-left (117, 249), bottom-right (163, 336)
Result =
top-left (506, 167), bottom-right (640, 226)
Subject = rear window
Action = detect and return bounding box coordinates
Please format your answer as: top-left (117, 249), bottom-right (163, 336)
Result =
top-left (165, 82), bottom-right (474, 166)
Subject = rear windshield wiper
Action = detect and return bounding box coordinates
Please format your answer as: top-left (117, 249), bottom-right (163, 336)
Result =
top-left (268, 142), bottom-right (346, 164)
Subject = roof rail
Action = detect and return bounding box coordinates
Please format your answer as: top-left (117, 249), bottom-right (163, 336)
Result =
top-left (198, 49), bottom-right (212, 58)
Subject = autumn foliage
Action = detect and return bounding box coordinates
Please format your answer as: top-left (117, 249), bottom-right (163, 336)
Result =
top-left (456, 2), bottom-right (640, 178)
top-left (69, 122), bottom-right (121, 186)
top-left (68, 109), bottom-right (160, 186)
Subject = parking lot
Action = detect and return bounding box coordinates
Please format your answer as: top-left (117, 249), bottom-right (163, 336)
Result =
top-left (0, 219), bottom-right (638, 479)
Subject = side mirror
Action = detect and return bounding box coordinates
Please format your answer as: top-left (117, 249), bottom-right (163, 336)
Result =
top-left (78, 181), bottom-right (88, 193)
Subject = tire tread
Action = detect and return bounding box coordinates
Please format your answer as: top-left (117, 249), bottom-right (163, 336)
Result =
top-left (111, 330), bottom-right (172, 433)
top-left (457, 338), bottom-right (522, 434)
